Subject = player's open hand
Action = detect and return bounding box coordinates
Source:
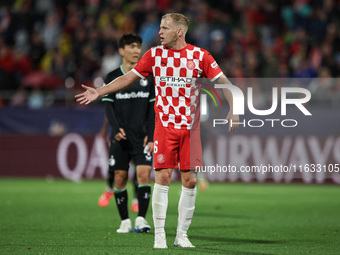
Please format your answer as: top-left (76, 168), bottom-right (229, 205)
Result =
top-left (227, 112), bottom-right (239, 132)
top-left (75, 85), bottom-right (99, 104)
top-left (143, 136), bottom-right (153, 154)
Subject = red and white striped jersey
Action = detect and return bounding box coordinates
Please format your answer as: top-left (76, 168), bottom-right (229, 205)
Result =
top-left (132, 44), bottom-right (223, 130)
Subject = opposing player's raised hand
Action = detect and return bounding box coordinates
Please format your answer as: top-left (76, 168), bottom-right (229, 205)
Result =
top-left (75, 85), bottom-right (100, 104)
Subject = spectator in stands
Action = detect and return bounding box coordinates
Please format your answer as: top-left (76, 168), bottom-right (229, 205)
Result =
top-left (0, 0), bottom-right (340, 106)
top-left (74, 43), bottom-right (100, 86)
top-left (309, 67), bottom-right (333, 104)
top-left (100, 43), bottom-right (121, 76)
top-left (30, 31), bottom-right (46, 70)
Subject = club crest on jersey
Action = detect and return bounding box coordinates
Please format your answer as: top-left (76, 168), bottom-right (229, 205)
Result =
top-left (157, 154), bottom-right (166, 164)
top-left (187, 60), bottom-right (195, 70)
top-left (139, 79), bottom-right (148, 87)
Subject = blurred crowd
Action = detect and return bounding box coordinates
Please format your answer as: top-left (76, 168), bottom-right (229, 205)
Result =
top-left (0, 0), bottom-right (340, 108)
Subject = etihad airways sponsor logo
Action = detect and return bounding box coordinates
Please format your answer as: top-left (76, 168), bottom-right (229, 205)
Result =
top-left (159, 76), bottom-right (197, 88)
top-left (160, 76), bottom-right (195, 84)
top-left (116, 91), bottom-right (150, 99)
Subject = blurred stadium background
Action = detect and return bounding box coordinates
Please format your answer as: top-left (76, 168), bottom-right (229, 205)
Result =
top-left (0, 0), bottom-right (340, 183)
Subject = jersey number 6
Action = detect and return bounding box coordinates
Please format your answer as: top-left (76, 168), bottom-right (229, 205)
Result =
top-left (154, 140), bottom-right (158, 154)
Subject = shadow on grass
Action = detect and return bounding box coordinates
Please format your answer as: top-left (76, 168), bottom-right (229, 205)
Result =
top-left (185, 236), bottom-right (281, 255)
top-left (188, 224), bottom-right (249, 231)
top-left (186, 246), bottom-right (274, 255)
top-left (168, 211), bottom-right (258, 220)
top-left (190, 235), bottom-right (283, 245)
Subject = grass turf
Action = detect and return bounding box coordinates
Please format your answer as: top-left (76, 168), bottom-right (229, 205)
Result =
top-left (0, 178), bottom-right (339, 255)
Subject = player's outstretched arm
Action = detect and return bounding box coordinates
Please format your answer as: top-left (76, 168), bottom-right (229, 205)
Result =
top-left (217, 74), bottom-right (239, 133)
top-left (75, 71), bottom-right (140, 105)
top-left (75, 85), bottom-right (100, 105)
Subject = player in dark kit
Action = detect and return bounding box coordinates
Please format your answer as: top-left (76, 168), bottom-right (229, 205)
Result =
top-left (100, 33), bottom-right (155, 233)
top-left (98, 116), bottom-right (140, 212)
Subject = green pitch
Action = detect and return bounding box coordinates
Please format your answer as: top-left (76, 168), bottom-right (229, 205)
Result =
top-left (0, 179), bottom-right (339, 255)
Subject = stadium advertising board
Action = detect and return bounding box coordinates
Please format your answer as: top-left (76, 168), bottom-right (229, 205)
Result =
top-left (0, 134), bottom-right (339, 184)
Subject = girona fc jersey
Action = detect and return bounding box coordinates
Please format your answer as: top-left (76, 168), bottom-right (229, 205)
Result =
top-left (132, 44), bottom-right (223, 130)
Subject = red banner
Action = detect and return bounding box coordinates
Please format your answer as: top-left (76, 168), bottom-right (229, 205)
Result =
top-left (0, 134), bottom-right (108, 180)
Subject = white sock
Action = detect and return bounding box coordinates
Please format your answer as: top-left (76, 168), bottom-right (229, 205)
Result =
top-left (152, 183), bottom-right (169, 234)
top-left (177, 186), bottom-right (196, 236)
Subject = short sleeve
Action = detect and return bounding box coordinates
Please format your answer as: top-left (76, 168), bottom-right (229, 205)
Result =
top-left (132, 49), bottom-right (153, 79)
top-left (104, 70), bottom-right (115, 84)
top-left (104, 74), bottom-right (111, 85)
top-left (202, 51), bottom-right (223, 82)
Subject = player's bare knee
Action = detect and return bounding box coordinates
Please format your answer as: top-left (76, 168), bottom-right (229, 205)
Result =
top-left (114, 171), bottom-right (128, 189)
top-left (156, 170), bottom-right (171, 186)
top-left (160, 171), bottom-right (171, 182)
top-left (137, 172), bottom-right (150, 185)
top-left (184, 178), bottom-right (197, 189)
top-left (137, 166), bottom-right (151, 184)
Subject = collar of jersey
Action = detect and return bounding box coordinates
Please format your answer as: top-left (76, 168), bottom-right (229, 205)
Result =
top-left (120, 65), bottom-right (126, 75)
top-left (163, 43), bottom-right (191, 52)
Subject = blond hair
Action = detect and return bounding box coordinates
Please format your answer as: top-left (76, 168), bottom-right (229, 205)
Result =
top-left (162, 13), bottom-right (189, 35)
